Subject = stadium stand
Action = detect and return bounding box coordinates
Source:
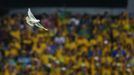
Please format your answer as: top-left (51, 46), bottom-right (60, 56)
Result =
top-left (0, 11), bottom-right (134, 75)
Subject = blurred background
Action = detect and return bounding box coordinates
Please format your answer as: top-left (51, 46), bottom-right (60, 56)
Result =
top-left (0, 0), bottom-right (134, 75)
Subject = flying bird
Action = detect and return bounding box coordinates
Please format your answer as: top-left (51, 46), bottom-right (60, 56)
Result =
top-left (25, 8), bottom-right (48, 31)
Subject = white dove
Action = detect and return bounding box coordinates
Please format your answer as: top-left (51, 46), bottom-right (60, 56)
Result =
top-left (25, 8), bottom-right (48, 31)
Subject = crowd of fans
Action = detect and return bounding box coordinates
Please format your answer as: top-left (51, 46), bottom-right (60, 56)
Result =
top-left (0, 10), bottom-right (134, 75)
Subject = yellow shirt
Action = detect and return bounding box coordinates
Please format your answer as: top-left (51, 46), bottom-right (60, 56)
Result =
top-left (90, 39), bottom-right (97, 46)
top-left (14, 42), bottom-right (21, 49)
top-left (93, 19), bottom-right (101, 25)
top-left (65, 42), bottom-right (77, 50)
top-left (56, 48), bottom-right (63, 58)
top-left (126, 38), bottom-right (133, 44)
top-left (37, 34), bottom-right (45, 38)
top-left (35, 70), bottom-right (44, 75)
top-left (103, 47), bottom-right (109, 55)
top-left (97, 35), bottom-right (103, 43)
top-left (50, 68), bottom-right (61, 75)
top-left (10, 30), bottom-right (20, 40)
top-left (40, 54), bottom-right (49, 64)
top-left (32, 37), bottom-right (38, 43)
top-left (113, 29), bottom-right (119, 38)
top-left (91, 63), bottom-right (95, 75)
top-left (102, 67), bottom-right (112, 75)
top-left (64, 56), bottom-right (70, 65)
top-left (23, 39), bottom-right (32, 45)
top-left (32, 43), bottom-right (47, 54)
top-left (76, 38), bottom-right (89, 47)
top-left (4, 69), bottom-right (10, 75)
top-left (80, 46), bottom-right (88, 52)
top-left (107, 56), bottom-right (113, 64)
top-left (70, 56), bottom-right (76, 63)
top-left (85, 60), bottom-right (90, 69)
top-left (9, 48), bottom-right (18, 57)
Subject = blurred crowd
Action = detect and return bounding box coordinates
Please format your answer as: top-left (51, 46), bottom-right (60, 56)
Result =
top-left (0, 10), bottom-right (134, 75)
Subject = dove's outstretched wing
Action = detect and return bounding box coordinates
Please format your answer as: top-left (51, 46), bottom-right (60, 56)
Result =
top-left (35, 23), bottom-right (48, 31)
top-left (28, 8), bottom-right (36, 19)
top-left (27, 8), bottom-right (40, 23)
